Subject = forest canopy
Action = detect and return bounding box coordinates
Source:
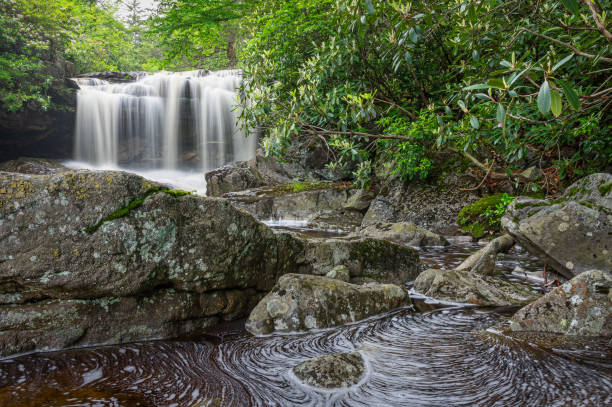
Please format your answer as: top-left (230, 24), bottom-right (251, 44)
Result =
top-left (1, 0), bottom-right (610, 189)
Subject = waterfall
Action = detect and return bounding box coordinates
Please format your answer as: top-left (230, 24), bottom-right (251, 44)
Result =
top-left (72, 70), bottom-right (255, 191)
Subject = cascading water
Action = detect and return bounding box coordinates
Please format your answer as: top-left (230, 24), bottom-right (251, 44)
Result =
top-left (69, 70), bottom-right (256, 194)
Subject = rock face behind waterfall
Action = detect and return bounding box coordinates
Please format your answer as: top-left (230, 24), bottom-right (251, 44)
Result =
top-left (245, 274), bottom-right (409, 335)
top-left (502, 173), bottom-right (611, 278)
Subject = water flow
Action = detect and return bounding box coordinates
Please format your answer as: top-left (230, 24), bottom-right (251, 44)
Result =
top-left (72, 70), bottom-right (255, 192)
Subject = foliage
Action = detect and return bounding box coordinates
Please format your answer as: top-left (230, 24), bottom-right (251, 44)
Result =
top-left (458, 193), bottom-right (516, 238)
top-left (0, 0), bottom-right (160, 112)
top-left (239, 0), bottom-right (611, 189)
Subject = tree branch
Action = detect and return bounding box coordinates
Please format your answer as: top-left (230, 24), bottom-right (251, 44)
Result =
top-left (520, 28), bottom-right (612, 63)
top-left (583, 0), bottom-right (612, 42)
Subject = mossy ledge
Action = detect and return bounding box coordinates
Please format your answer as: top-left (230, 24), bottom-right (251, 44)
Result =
top-left (84, 187), bottom-right (191, 233)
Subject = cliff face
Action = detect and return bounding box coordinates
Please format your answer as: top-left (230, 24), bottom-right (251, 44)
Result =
top-left (0, 56), bottom-right (78, 162)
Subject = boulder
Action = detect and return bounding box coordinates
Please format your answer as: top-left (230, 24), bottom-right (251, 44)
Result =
top-left (294, 235), bottom-right (421, 285)
top-left (293, 352), bottom-right (365, 388)
top-left (245, 274), bottom-right (409, 335)
top-left (205, 162), bottom-right (266, 197)
top-left (224, 183), bottom-right (357, 221)
top-left (510, 270), bottom-right (611, 337)
top-left (0, 169), bottom-right (298, 357)
top-left (455, 234), bottom-right (515, 275)
top-left (502, 173), bottom-right (611, 278)
top-left (306, 210), bottom-right (363, 232)
top-left (413, 269), bottom-right (540, 306)
top-left (343, 188), bottom-right (377, 211)
top-left (359, 222), bottom-right (449, 247)
top-left (362, 174), bottom-right (482, 235)
top-left (325, 265), bottom-right (350, 282)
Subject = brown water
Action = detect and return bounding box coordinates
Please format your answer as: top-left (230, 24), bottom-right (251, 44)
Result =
top-left (1, 236), bottom-right (611, 407)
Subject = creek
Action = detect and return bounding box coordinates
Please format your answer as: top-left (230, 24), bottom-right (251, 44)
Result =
top-left (1, 234), bottom-right (610, 407)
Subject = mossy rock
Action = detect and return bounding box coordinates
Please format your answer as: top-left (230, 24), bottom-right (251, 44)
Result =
top-left (457, 193), bottom-right (511, 238)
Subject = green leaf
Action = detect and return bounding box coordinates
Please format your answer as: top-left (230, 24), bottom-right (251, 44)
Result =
top-left (558, 80), bottom-right (581, 110)
top-left (409, 28), bottom-right (418, 43)
top-left (470, 116), bottom-right (480, 129)
top-left (551, 90), bottom-right (562, 117)
top-left (537, 80), bottom-right (551, 114)
top-left (458, 100), bottom-right (468, 112)
top-left (365, 0), bottom-right (375, 15)
top-left (552, 54), bottom-right (573, 72)
top-left (487, 78), bottom-right (506, 89)
top-left (561, 0), bottom-right (580, 16)
top-left (464, 83), bottom-right (493, 90)
top-left (472, 50), bottom-right (479, 62)
top-left (496, 103), bottom-right (506, 123)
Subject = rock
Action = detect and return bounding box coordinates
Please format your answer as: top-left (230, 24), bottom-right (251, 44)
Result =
top-left (457, 193), bottom-right (514, 238)
top-left (76, 71), bottom-right (149, 83)
top-left (224, 183), bottom-right (357, 221)
top-left (413, 269), bottom-right (539, 306)
top-left (519, 166), bottom-right (541, 181)
top-left (0, 157), bottom-right (69, 175)
top-left (455, 234), bottom-right (515, 275)
top-left (293, 352), bottom-right (365, 388)
top-left (502, 173), bottom-right (612, 278)
top-left (326, 265), bottom-right (350, 282)
top-left (293, 235), bottom-right (421, 285)
top-left (306, 210), bottom-right (363, 232)
top-left (363, 174), bottom-right (482, 235)
top-left (205, 162), bottom-right (266, 197)
top-left (0, 169), bottom-right (303, 357)
top-left (510, 270), bottom-right (611, 337)
top-left (245, 274), bottom-right (409, 335)
top-left (343, 188), bottom-right (377, 211)
top-left (359, 222), bottom-right (449, 247)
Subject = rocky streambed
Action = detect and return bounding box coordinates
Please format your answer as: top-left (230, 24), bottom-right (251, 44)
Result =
top-left (1, 159), bottom-right (611, 406)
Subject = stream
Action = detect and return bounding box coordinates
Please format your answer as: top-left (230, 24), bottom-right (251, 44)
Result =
top-left (1, 233), bottom-right (610, 407)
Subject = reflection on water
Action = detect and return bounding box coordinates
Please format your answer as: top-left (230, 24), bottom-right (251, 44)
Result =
top-left (1, 236), bottom-right (610, 407)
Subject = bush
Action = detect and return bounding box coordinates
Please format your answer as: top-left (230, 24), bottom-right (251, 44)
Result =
top-left (457, 193), bottom-right (516, 238)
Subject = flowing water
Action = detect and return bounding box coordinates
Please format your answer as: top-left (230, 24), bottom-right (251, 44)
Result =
top-left (69, 70), bottom-right (256, 194)
top-left (1, 237), bottom-right (610, 407)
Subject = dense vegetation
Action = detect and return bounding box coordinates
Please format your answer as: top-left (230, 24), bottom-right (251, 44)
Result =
top-left (2, 0), bottom-right (610, 189)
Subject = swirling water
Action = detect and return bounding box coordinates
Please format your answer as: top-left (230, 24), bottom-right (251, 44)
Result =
top-left (1, 240), bottom-right (610, 407)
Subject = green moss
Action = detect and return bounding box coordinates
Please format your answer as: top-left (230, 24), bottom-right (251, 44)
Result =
top-left (457, 193), bottom-right (515, 238)
top-left (598, 182), bottom-right (611, 196)
top-left (85, 188), bottom-right (192, 233)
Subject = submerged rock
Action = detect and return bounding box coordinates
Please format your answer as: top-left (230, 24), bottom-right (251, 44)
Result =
top-left (502, 173), bottom-right (611, 278)
top-left (245, 274), bottom-right (409, 335)
top-left (510, 270), bottom-right (611, 337)
top-left (359, 222), bottom-right (449, 247)
top-left (413, 269), bottom-right (539, 306)
top-left (293, 352), bottom-right (365, 388)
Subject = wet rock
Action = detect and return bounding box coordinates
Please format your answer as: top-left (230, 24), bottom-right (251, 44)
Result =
top-left (359, 222), bottom-right (449, 247)
top-left (510, 270), bottom-right (611, 337)
top-left (293, 352), bottom-right (365, 388)
top-left (306, 210), bottom-right (363, 232)
top-left (363, 174), bottom-right (482, 235)
top-left (0, 157), bottom-right (69, 175)
top-left (502, 173), bottom-right (612, 278)
top-left (413, 269), bottom-right (539, 306)
top-left (326, 265), bottom-right (350, 282)
top-left (76, 71), bottom-right (149, 83)
top-left (245, 274), bottom-right (409, 335)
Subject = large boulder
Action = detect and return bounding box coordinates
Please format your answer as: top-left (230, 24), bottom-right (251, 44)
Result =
top-left (510, 270), bottom-right (611, 337)
top-left (359, 222), bottom-right (449, 247)
top-left (205, 162), bottom-right (266, 197)
top-left (0, 157), bottom-right (69, 175)
top-left (293, 352), bottom-right (365, 388)
top-left (413, 269), bottom-right (540, 306)
top-left (362, 174), bottom-right (482, 235)
top-left (0, 169), bottom-right (296, 357)
top-left (502, 173), bottom-right (611, 278)
top-left (245, 274), bottom-right (409, 335)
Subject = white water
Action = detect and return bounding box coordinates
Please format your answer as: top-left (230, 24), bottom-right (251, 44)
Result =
top-left (71, 70), bottom-right (256, 194)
